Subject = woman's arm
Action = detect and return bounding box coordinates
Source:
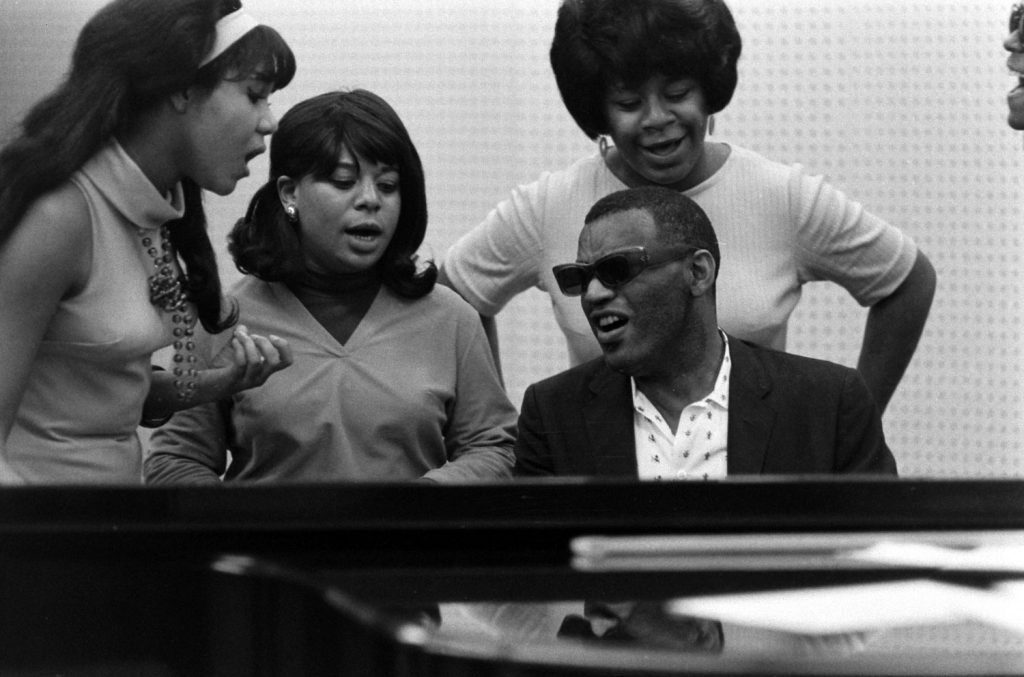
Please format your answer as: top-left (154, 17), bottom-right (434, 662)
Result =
top-left (144, 326), bottom-right (248, 485)
top-left (791, 169), bottom-right (936, 415)
top-left (478, 314), bottom-right (503, 383)
top-left (438, 175), bottom-right (554, 384)
top-left (437, 266), bottom-right (504, 382)
top-left (0, 186), bottom-right (91, 477)
top-left (422, 314), bottom-right (517, 483)
top-left (857, 250), bottom-right (937, 414)
top-left (143, 396), bottom-right (232, 485)
top-left (142, 325), bottom-right (292, 423)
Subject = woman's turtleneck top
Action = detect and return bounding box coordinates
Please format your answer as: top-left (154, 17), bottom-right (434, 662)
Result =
top-left (7, 140), bottom-right (185, 484)
top-left (287, 268), bottom-right (382, 346)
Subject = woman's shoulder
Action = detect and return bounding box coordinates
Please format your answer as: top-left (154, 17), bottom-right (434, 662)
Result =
top-left (389, 284), bottom-right (480, 322)
top-left (230, 276), bottom-right (294, 316)
top-left (28, 180), bottom-right (91, 232)
top-left (1, 180), bottom-right (92, 298)
top-left (16, 181), bottom-right (92, 262)
top-left (523, 151), bottom-right (609, 194)
top-left (228, 274), bottom-right (270, 297)
top-left (410, 283), bottom-right (472, 310)
top-left (716, 143), bottom-right (788, 174)
top-left (697, 142), bottom-right (806, 194)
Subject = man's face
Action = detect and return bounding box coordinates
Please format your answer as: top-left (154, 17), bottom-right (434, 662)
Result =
top-left (577, 208), bottom-right (694, 378)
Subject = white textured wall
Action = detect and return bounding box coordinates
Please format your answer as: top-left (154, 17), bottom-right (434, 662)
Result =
top-left (1, 0), bottom-right (1020, 477)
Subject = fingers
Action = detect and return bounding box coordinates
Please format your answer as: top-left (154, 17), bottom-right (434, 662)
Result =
top-left (230, 325), bottom-right (260, 370)
top-left (249, 333), bottom-right (288, 373)
top-left (268, 334), bottom-right (294, 369)
top-left (231, 325), bottom-right (291, 387)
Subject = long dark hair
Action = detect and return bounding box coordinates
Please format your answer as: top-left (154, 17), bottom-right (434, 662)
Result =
top-left (230, 89), bottom-right (436, 299)
top-left (0, 0), bottom-right (296, 332)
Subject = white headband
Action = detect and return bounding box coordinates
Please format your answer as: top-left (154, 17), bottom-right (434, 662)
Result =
top-left (199, 8), bottom-right (260, 67)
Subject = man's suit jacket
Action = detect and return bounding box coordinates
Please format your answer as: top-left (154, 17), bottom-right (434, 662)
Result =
top-left (514, 336), bottom-right (897, 477)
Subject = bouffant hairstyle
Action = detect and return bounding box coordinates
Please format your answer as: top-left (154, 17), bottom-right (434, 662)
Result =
top-left (229, 90), bottom-right (436, 299)
top-left (550, 0), bottom-right (741, 139)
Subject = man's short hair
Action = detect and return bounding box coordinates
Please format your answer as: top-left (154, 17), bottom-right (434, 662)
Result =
top-left (584, 186), bottom-right (721, 279)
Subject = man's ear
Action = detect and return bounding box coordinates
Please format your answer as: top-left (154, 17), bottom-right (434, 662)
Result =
top-left (689, 249), bottom-right (717, 297)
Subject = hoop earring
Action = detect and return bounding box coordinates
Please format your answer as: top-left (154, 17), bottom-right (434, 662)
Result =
top-left (598, 135), bottom-right (610, 157)
top-left (707, 115), bottom-right (715, 136)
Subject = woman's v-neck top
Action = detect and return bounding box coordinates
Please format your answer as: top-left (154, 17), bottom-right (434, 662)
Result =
top-left (145, 277), bottom-right (516, 484)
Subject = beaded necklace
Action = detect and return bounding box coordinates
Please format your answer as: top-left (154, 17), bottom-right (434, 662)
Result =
top-left (138, 225), bottom-right (197, 403)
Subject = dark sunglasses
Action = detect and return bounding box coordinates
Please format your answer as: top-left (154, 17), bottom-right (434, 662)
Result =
top-left (1012, 3), bottom-right (1024, 34)
top-left (552, 246), bottom-right (697, 296)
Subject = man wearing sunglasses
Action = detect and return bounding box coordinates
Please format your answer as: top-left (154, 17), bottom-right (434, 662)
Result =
top-left (514, 186), bottom-right (897, 480)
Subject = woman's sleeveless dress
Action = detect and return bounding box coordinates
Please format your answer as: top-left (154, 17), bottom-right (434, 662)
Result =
top-left (5, 141), bottom-right (185, 483)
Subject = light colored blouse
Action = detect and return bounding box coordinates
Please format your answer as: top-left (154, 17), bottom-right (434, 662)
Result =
top-left (5, 141), bottom-right (183, 484)
top-left (441, 144), bottom-right (917, 366)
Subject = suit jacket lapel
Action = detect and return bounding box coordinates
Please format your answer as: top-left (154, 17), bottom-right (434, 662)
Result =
top-left (726, 337), bottom-right (776, 475)
top-left (583, 364), bottom-right (639, 477)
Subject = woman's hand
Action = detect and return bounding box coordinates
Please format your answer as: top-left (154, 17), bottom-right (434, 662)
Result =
top-left (143, 325), bottom-right (294, 424)
top-left (204, 324), bottom-right (293, 399)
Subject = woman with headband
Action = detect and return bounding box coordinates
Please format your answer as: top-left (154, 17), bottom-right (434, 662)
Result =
top-left (0, 0), bottom-right (296, 484)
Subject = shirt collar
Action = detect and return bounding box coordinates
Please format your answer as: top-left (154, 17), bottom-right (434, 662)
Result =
top-left (631, 331), bottom-right (732, 414)
top-left (79, 140), bottom-right (186, 232)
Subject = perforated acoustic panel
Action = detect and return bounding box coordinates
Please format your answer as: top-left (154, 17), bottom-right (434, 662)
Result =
top-left (720, 0), bottom-right (1024, 477)
top-left (1, 0), bottom-right (1021, 477)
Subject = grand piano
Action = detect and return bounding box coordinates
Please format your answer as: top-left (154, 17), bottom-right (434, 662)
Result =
top-left (1, 478), bottom-right (1022, 676)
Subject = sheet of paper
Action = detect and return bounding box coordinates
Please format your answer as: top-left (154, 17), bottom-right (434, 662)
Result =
top-left (667, 580), bottom-right (983, 635)
top-left (847, 541), bottom-right (1024, 572)
top-left (961, 581), bottom-right (1024, 634)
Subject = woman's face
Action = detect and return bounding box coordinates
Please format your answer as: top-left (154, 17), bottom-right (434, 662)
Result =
top-left (603, 74), bottom-right (712, 191)
top-left (180, 75), bottom-right (279, 195)
top-left (282, 146), bottom-right (401, 276)
top-left (1005, 9), bottom-right (1024, 131)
